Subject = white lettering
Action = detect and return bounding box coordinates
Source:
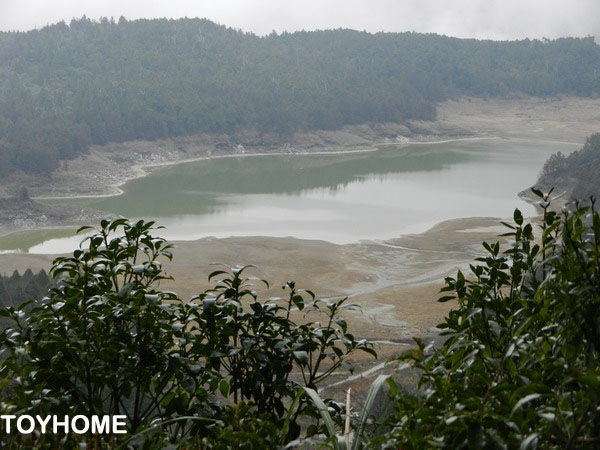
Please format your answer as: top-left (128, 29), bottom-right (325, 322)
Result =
top-left (112, 415), bottom-right (127, 434)
top-left (1, 415), bottom-right (16, 433)
top-left (35, 415), bottom-right (51, 434)
top-left (71, 415), bottom-right (89, 434)
top-left (1, 414), bottom-right (127, 435)
top-left (16, 416), bottom-right (35, 434)
top-left (53, 415), bottom-right (69, 434)
top-left (91, 415), bottom-right (110, 434)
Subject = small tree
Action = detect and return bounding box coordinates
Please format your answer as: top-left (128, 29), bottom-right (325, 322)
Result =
top-left (0, 219), bottom-right (219, 446)
top-left (377, 189), bottom-right (600, 449)
top-left (17, 186), bottom-right (30, 202)
top-left (0, 218), bottom-right (376, 447)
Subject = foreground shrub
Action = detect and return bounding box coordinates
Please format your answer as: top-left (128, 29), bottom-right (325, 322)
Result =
top-left (0, 219), bottom-right (375, 447)
top-left (377, 190), bottom-right (600, 449)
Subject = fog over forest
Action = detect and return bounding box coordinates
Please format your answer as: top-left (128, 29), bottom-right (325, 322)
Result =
top-left (2, 0), bottom-right (599, 41)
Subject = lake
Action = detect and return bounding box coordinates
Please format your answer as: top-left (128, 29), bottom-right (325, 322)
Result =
top-left (0, 138), bottom-right (576, 253)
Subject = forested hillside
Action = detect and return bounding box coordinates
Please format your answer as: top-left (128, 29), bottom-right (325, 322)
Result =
top-left (1, 16), bottom-right (599, 175)
top-left (537, 133), bottom-right (600, 198)
top-left (0, 268), bottom-right (52, 308)
top-left (0, 268), bottom-right (52, 329)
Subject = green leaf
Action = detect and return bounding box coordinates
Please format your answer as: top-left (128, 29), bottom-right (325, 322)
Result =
top-left (358, 347), bottom-right (377, 358)
top-left (208, 270), bottom-right (228, 280)
top-left (577, 374), bottom-right (600, 389)
top-left (513, 209), bottom-right (523, 225)
top-left (281, 388), bottom-right (304, 445)
top-left (530, 187), bottom-right (544, 198)
top-left (520, 433), bottom-right (539, 450)
top-left (511, 393), bottom-right (542, 417)
top-left (304, 387), bottom-right (342, 450)
top-left (293, 351), bottom-right (309, 365)
top-left (219, 379), bottom-right (230, 397)
top-left (351, 374), bottom-right (389, 450)
top-left (160, 391), bottom-right (176, 408)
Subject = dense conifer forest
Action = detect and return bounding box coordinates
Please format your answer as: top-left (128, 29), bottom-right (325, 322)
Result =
top-left (1, 17), bottom-right (599, 175)
top-left (538, 133), bottom-right (600, 198)
top-left (0, 268), bottom-right (51, 307)
top-left (0, 269), bottom-right (52, 329)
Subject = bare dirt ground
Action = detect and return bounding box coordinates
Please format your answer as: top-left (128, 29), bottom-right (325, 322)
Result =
top-left (433, 96), bottom-right (600, 143)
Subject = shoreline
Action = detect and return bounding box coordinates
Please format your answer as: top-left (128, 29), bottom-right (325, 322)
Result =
top-left (1, 135), bottom-right (492, 242)
top-left (0, 136), bottom-right (583, 244)
top-left (32, 146), bottom-right (382, 201)
top-left (2, 95), bottom-right (600, 239)
top-left (35, 132), bottom-right (581, 204)
top-left (33, 135), bottom-right (511, 203)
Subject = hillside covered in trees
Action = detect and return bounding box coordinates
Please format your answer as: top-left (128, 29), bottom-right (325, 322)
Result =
top-left (0, 268), bottom-right (51, 310)
top-left (0, 268), bottom-right (52, 330)
top-left (1, 17), bottom-right (599, 175)
top-left (537, 133), bottom-right (600, 199)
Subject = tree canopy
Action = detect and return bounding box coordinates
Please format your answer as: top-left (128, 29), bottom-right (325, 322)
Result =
top-left (1, 17), bottom-right (599, 175)
top-left (537, 133), bottom-right (600, 199)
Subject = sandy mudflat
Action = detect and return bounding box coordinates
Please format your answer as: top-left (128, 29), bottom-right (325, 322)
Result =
top-left (0, 215), bottom-right (514, 396)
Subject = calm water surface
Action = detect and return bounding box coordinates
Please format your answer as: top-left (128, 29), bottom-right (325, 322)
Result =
top-left (0, 138), bottom-right (576, 253)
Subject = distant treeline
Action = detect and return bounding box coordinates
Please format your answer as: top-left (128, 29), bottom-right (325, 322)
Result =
top-left (1, 17), bottom-right (599, 175)
top-left (0, 269), bottom-right (53, 309)
top-left (538, 133), bottom-right (600, 199)
top-left (0, 269), bottom-right (53, 330)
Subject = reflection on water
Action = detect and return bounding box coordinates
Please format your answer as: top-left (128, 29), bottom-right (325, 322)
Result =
top-left (0, 138), bottom-right (577, 253)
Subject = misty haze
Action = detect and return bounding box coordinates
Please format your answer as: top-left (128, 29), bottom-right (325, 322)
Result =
top-left (0, 2), bottom-right (599, 448)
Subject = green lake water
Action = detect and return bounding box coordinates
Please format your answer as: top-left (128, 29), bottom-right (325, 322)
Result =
top-left (0, 138), bottom-right (577, 253)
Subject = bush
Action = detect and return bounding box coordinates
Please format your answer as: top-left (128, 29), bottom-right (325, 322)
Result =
top-left (376, 189), bottom-right (600, 449)
top-left (0, 219), bottom-right (375, 447)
